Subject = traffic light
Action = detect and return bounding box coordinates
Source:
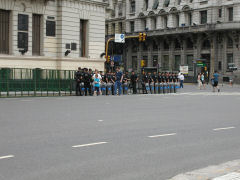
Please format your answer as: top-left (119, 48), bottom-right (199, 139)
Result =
top-left (141, 60), bottom-right (146, 67)
top-left (139, 33), bottom-right (143, 42)
top-left (106, 55), bottom-right (110, 62)
top-left (142, 33), bottom-right (147, 41)
top-left (204, 66), bottom-right (207, 71)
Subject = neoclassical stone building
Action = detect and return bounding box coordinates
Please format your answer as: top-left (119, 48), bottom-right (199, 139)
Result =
top-left (106, 0), bottom-right (240, 81)
top-left (0, 0), bottom-right (107, 71)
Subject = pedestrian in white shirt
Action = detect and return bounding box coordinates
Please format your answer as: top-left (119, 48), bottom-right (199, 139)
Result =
top-left (179, 73), bottom-right (184, 88)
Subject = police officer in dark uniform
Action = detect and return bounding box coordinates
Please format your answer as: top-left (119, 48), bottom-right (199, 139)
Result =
top-left (74, 67), bottom-right (83, 96)
top-left (152, 71), bottom-right (158, 93)
top-left (158, 72), bottom-right (162, 83)
top-left (83, 68), bottom-right (92, 96)
top-left (141, 71), bottom-right (148, 94)
top-left (130, 71), bottom-right (138, 94)
top-left (147, 72), bottom-right (153, 94)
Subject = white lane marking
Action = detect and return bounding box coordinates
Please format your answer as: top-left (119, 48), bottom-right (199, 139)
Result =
top-left (72, 142), bottom-right (108, 148)
top-left (213, 127), bottom-right (235, 131)
top-left (0, 155), bottom-right (14, 160)
top-left (98, 120), bottom-right (104, 122)
top-left (148, 133), bottom-right (176, 138)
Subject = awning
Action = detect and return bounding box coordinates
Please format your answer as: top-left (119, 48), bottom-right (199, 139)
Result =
top-left (152, 0), bottom-right (159, 10)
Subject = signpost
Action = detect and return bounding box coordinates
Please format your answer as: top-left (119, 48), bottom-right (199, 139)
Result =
top-left (115, 34), bottom-right (125, 43)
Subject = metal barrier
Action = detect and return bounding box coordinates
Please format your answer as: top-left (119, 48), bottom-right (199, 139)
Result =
top-left (0, 68), bottom-right (75, 97)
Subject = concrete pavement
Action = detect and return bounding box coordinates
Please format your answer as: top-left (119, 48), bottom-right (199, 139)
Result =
top-left (0, 85), bottom-right (240, 180)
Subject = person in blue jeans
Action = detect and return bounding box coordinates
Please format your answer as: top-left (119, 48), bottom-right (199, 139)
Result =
top-left (114, 67), bottom-right (123, 95)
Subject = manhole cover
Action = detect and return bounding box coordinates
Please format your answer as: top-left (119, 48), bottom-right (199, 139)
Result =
top-left (213, 172), bottom-right (240, 180)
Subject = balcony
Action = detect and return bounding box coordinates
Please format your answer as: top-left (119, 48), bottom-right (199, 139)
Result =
top-left (125, 21), bottom-right (240, 37)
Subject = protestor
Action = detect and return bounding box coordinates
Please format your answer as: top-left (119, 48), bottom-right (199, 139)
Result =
top-left (114, 67), bottom-right (123, 95)
top-left (93, 71), bottom-right (100, 96)
top-left (130, 71), bottom-right (138, 94)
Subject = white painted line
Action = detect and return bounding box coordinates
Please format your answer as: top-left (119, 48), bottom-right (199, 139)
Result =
top-left (0, 155), bottom-right (14, 160)
top-left (213, 127), bottom-right (235, 131)
top-left (148, 133), bottom-right (177, 138)
top-left (98, 120), bottom-right (104, 122)
top-left (72, 142), bottom-right (108, 148)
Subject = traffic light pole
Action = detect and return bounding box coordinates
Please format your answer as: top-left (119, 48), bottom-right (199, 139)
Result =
top-left (105, 35), bottom-right (140, 62)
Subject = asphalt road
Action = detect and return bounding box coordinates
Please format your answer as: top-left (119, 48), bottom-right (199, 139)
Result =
top-left (0, 86), bottom-right (240, 180)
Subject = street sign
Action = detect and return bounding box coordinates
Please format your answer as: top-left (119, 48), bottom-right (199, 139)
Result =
top-left (197, 63), bottom-right (206, 67)
top-left (180, 66), bottom-right (188, 74)
top-left (115, 34), bottom-right (125, 43)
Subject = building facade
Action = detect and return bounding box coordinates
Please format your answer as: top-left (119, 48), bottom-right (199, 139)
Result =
top-left (0, 0), bottom-right (107, 71)
top-left (106, 0), bottom-right (240, 81)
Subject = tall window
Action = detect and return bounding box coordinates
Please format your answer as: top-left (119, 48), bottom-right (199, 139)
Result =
top-left (200, 10), bottom-right (207, 24)
top-left (164, 16), bottom-right (168, 28)
top-left (46, 17), bottom-right (56, 37)
top-left (142, 19), bottom-right (147, 31)
top-left (144, 0), bottom-right (148, 11)
top-left (227, 54), bottom-right (233, 69)
top-left (174, 55), bottom-right (181, 71)
top-left (153, 55), bottom-right (158, 67)
top-left (106, 24), bottom-right (109, 35)
top-left (130, 21), bottom-right (134, 32)
top-left (132, 56), bottom-right (138, 71)
top-left (175, 14), bottom-right (180, 27)
top-left (112, 23), bottom-right (115, 34)
top-left (152, 17), bottom-right (157, 30)
top-left (218, 9), bottom-right (222, 18)
top-left (0, 10), bottom-right (10, 54)
top-left (188, 13), bottom-right (192, 25)
top-left (178, 0), bottom-right (181, 5)
top-left (32, 14), bottom-right (41, 56)
top-left (118, 22), bottom-right (123, 33)
top-left (80, 19), bottom-right (88, 57)
top-left (186, 55), bottom-right (193, 71)
top-left (228, 7), bottom-right (233, 21)
top-left (227, 37), bottom-right (233, 48)
top-left (118, 3), bottom-right (123, 17)
top-left (130, 0), bottom-right (135, 13)
top-left (18, 14), bottom-right (29, 51)
top-left (162, 55), bottom-right (169, 70)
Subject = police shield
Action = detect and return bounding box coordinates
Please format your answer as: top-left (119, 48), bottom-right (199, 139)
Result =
top-left (101, 82), bottom-right (106, 95)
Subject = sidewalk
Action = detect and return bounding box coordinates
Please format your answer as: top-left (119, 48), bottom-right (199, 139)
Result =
top-left (178, 83), bottom-right (240, 93)
top-left (169, 159), bottom-right (240, 180)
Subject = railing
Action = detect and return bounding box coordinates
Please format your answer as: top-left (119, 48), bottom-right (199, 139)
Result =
top-left (0, 68), bottom-right (75, 97)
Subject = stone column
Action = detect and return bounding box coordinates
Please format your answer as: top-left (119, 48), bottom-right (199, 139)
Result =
top-left (137, 43), bottom-right (143, 73)
top-left (169, 38), bottom-right (174, 71)
top-left (158, 38), bottom-right (163, 71)
top-left (210, 34), bottom-right (217, 78)
top-left (148, 40), bottom-right (153, 67)
top-left (181, 37), bottom-right (186, 66)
